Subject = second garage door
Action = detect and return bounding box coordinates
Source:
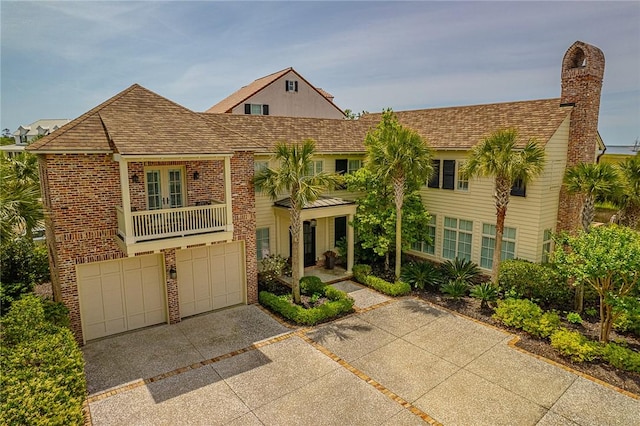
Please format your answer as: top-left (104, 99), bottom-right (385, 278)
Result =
top-left (176, 241), bottom-right (245, 318)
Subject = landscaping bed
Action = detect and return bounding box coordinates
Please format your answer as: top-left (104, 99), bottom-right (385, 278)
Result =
top-left (417, 291), bottom-right (640, 396)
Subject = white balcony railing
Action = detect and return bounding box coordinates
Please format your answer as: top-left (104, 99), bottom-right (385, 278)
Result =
top-left (117, 204), bottom-right (228, 243)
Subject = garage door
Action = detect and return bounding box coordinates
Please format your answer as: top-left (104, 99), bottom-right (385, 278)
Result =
top-left (176, 241), bottom-right (245, 318)
top-left (77, 254), bottom-right (167, 341)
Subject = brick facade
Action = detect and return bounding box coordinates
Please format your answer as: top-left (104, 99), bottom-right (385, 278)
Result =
top-left (556, 41), bottom-right (605, 232)
top-left (41, 151), bottom-right (256, 343)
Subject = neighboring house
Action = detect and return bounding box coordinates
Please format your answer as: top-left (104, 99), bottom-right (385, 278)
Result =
top-left (0, 119), bottom-right (70, 157)
top-left (28, 41), bottom-right (604, 344)
top-left (205, 67), bottom-right (345, 119)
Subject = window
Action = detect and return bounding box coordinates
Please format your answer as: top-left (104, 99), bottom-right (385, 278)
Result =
top-left (443, 217), bottom-right (473, 261)
top-left (305, 160), bottom-right (323, 176)
top-left (511, 178), bottom-right (526, 197)
top-left (348, 159), bottom-right (362, 174)
top-left (254, 160), bottom-right (268, 174)
top-left (411, 215), bottom-right (436, 255)
top-left (256, 228), bottom-right (270, 260)
top-left (285, 80), bottom-right (298, 92)
top-left (542, 229), bottom-right (553, 263)
top-left (334, 216), bottom-right (347, 246)
top-left (145, 166), bottom-right (185, 210)
top-left (457, 162), bottom-right (469, 191)
top-left (480, 224), bottom-right (516, 269)
top-left (244, 104), bottom-right (269, 115)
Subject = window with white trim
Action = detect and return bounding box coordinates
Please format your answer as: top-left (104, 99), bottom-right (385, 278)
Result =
top-left (457, 162), bottom-right (469, 191)
top-left (254, 160), bottom-right (268, 174)
top-left (542, 229), bottom-right (553, 263)
top-left (348, 159), bottom-right (362, 174)
top-left (443, 217), bottom-right (473, 261)
top-left (480, 224), bottom-right (516, 269)
top-left (411, 215), bottom-right (436, 255)
top-left (256, 228), bottom-right (270, 260)
top-left (429, 159), bottom-right (465, 191)
top-left (244, 103), bottom-right (269, 115)
top-left (285, 80), bottom-right (298, 92)
top-left (305, 160), bottom-right (323, 176)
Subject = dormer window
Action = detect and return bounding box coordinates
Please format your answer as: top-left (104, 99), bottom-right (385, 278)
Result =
top-left (285, 80), bottom-right (298, 93)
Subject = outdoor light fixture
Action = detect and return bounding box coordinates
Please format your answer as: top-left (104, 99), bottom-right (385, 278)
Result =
top-left (310, 219), bottom-right (317, 227)
top-left (169, 266), bottom-right (177, 280)
top-left (132, 174), bottom-right (139, 183)
top-left (193, 171), bottom-right (200, 180)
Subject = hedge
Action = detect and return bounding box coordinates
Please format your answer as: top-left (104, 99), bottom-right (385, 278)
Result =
top-left (493, 298), bottom-right (560, 338)
top-left (362, 275), bottom-right (412, 297)
top-left (498, 259), bottom-right (572, 309)
top-left (259, 284), bottom-right (354, 325)
top-left (0, 294), bottom-right (86, 425)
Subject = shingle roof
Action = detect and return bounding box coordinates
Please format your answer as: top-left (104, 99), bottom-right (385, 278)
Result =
top-left (28, 84), bottom-right (263, 154)
top-left (362, 98), bottom-right (572, 150)
top-left (200, 113), bottom-right (373, 153)
top-left (204, 67), bottom-right (344, 117)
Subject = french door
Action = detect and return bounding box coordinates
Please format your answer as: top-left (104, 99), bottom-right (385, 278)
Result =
top-left (146, 167), bottom-right (185, 210)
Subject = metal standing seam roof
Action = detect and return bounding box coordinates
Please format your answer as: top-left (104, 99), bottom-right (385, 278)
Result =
top-left (274, 196), bottom-right (356, 210)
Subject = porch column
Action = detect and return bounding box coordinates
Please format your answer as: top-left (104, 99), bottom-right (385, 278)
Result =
top-left (224, 156), bottom-right (234, 232)
top-left (347, 213), bottom-right (354, 274)
top-left (298, 221), bottom-right (305, 281)
top-left (117, 157), bottom-right (135, 245)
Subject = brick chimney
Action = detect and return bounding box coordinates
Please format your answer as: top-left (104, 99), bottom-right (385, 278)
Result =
top-left (556, 41), bottom-right (605, 233)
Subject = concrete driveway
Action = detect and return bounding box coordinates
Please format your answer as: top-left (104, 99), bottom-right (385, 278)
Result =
top-left (83, 283), bottom-right (639, 425)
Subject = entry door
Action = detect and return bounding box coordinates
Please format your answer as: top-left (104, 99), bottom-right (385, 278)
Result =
top-left (146, 167), bottom-right (184, 210)
top-left (303, 221), bottom-right (316, 267)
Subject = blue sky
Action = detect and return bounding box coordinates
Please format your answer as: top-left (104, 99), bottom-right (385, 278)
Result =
top-left (2, 1), bottom-right (639, 146)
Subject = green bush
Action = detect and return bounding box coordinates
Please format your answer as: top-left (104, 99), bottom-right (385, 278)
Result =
top-left (42, 299), bottom-right (71, 328)
top-left (0, 294), bottom-right (86, 425)
top-left (441, 258), bottom-right (481, 284)
top-left (401, 261), bottom-right (442, 290)
top-left (352, 264), bottom-right (372, 283)
top-left (470, 282), bottom-right (499, 308)
top-left (258, 254), bottom-right (289, 291)
top-left (566, 312), bottom-right (583, 325)
top-left (300, 276), bottom-right (326, 295)
top-left (362, 275), bottom-right (411, 296)
top-left (498, 259), bottom-right (572, 309)
top-left (493, 298), bottom-right (560, 338)
top-left (440, 279), bottom-right (469, 300)
top-left (550, 329), bottom-right (601, 362)
top-left (601, 342), bottom-right (640, 373)
top-left (259, 285), bottom-right (354, 326)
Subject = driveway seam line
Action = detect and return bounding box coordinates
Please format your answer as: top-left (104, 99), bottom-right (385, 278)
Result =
top-left (84, 331), bottom-right (298, 404)
top-left (297, 330), bottom-right (443, 426)
top-left (415, 297), bottom-right (640, 400)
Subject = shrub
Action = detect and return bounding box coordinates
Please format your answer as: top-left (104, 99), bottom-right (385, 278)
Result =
top-left (470, 282), bottom-right (499, 308)
top-left (493, 298), bottom-right (559, 338)
top-left (300, 276), bottom-right (326, 295)
top-left (258, 254), bottom-right (289, 291)
top-left (362, 275), bottom-right (411, 296)
top-left (566, 312), bottom-right (583, 325)
top-left (441, 258), bottom-right (481, 284)
top-left (259, 285), bottom-right (354, 326)
top-left (0, 294), bottom-right (86, 425)
top-left (498, 259), bottom-right (572, 309)
top-left (401, 261), bottom-right (441, 290)
top-left (531, 311), bottom-right (561, 339)
top-left (352, 264), bottom-right (372, 283)
top-left (601, 342), bottom-right (640, 373)
top-left (42, 299), bottom-right (71, 328)
top-left (440, 279), bottom-right (469, 300)
top-left (614, 312), bottom-right (640, 336)
top-left (550, 329), bottom-right (601, 362)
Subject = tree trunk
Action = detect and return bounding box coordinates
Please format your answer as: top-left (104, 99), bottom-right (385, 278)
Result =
top-left (492, 180), bottom-right (510, 284)
top-left (582, 194), bottom-right (595, 232)
top-left (290, 208), bottom-right (302, 304)
top-left (393, 177), bottom-right (405, 280)
top-left (600, 296), bottom-right (614, 343)
top-left (574, 284), bottom-right (584, 314)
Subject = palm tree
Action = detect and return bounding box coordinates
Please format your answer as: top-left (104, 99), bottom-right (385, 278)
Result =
top-left (563, 162), bottom-right (618, 232)
top-left (0, 153), bottom-right (43, 241)
top-left (463, 128), bottom-right (545, 283)
top-left (612, 153), bottom-right (640, 229)
top-left (253, 140), bottom-right (342, 304)
top-left (365, 110), bottom-right (433, 280)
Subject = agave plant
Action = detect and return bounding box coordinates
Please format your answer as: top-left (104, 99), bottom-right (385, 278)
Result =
top-left (440, 279), bottom-right (469, 300)
top-left (441, 258), bottom-right (481, 284)
top-left (400, 261), bottom-right (442, 290)
top-left (470, 282), bottom-right (499, 309)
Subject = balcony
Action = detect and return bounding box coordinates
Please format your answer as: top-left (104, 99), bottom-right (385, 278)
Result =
top-left (116, 203), bottom-right (233, 255)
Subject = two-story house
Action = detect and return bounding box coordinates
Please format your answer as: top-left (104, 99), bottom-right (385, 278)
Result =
top-left (206, 67), bottom-right (345, 119)
top-left (0, 119), bottom-right (70, 157)
top-left (28, 41), bottom-right (604, 343)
